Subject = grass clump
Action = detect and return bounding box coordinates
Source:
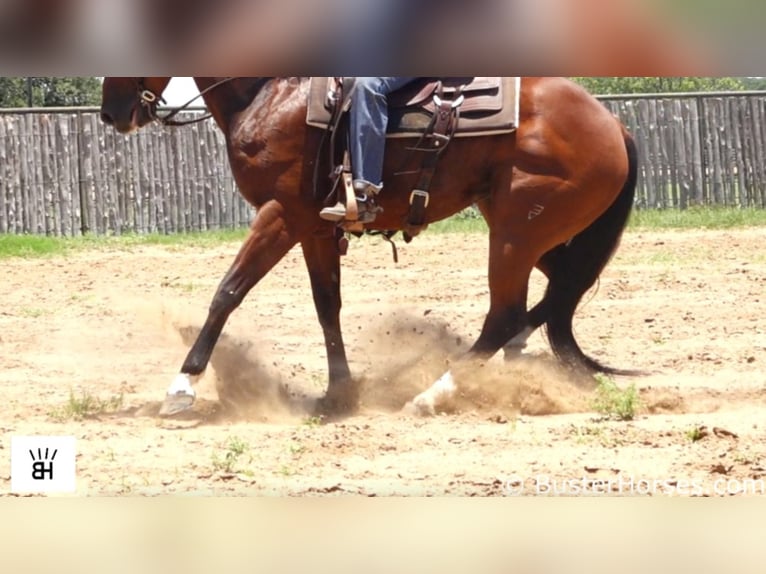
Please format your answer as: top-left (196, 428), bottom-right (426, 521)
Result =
top-left (591, 374), bottom-right (641, 421)
top-left (685, 425), bottom-right (708, 443)
top-left (211, 436), bottom-right (250, 474)
top-left (49, 390), bottom-right (124, 422)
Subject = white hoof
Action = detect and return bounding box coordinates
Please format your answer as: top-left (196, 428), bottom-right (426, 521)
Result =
top-left (402, 371), bottom-right (457, 417)
top-left (159, 373), bottom-right (199, 416)
top-left (402, 397), bottom-right (437, 417)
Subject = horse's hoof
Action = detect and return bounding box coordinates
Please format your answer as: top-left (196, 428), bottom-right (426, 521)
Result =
top-left (159, 391), bottom-right (196, 417)
top-left (401, 398), bottom-right (435, 417)
top-left (315, 393), bottom-right (357, 419)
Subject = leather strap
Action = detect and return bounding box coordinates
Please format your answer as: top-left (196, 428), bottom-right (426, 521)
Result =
top-left (403, 84), bottom-right (464, 241)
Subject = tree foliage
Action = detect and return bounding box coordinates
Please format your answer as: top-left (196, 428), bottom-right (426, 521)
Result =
top-left (0, 77), bottom-right (102, 108)
top-left (571, 77), bottom-right (751, 95)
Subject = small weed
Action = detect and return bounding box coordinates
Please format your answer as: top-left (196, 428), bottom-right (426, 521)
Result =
top-left (685, 425), bottom-right (708, 443)
top-left (569, 424), bottom-right (627, 448)
top-left (591, 374), bottom-right (640, 421)
top-left (18, 307), bottom-right (49, 318)
top-left (302, 416), bottom-right (323, 427)
top-left (118, 475), bottom-right (133, 494)
top-left (161, 278), bottom-right (202, 293)
top-left (279, 465), bottom-right (294, 477)
top-left (211, 436), bottom-right (250, 474)
top-left (732, 451), bottom-right (757, 465)
top-left (49, 390), bottom-right (124, 422)
top-left (570, 424), bottom-right (603, 445)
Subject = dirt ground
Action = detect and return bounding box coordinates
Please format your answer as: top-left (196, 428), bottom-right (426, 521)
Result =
top-left (1, 228), bottom-right (765, 496)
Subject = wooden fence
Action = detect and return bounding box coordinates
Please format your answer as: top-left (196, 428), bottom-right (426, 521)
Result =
top-left (2, 90), bottom-right (766, 236)
top-left (0, 108), bottom-right (246, 236)
top-left (601, 92), bottom-right (766, 209)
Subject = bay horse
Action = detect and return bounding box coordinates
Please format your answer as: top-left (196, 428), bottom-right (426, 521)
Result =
top-left (100, 77), bottom-right (638, 417)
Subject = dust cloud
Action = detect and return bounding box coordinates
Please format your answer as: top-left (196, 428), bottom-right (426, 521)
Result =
top-left (355, 312), bottom-right (593, 418)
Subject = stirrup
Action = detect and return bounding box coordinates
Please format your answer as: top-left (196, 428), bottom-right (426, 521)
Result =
top-left (319, 196), bottom-right (382, 223)
top-left (319, 201), bottom-right (347, 222)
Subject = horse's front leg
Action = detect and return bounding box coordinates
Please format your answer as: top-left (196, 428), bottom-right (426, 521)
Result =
top-left (161, 202), bottom-right (296, 416)
top-left (301, 233), bottom-right (356, 416)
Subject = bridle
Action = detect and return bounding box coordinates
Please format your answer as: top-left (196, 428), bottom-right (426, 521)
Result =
top-left (137, 77), bottom-right (236, 127)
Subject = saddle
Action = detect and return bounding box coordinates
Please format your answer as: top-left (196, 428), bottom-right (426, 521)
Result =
top-left (308, 77), bottom-right (519, 241)
top-left (307, 77), bottom-right (519, 137)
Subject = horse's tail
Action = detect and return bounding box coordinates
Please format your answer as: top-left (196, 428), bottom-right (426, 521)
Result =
top-left (543, 131), bottom-right (640, 375)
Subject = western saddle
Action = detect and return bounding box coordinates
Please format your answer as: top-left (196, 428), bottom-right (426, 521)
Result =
top-left (307, 77), bottom-right (519, 241)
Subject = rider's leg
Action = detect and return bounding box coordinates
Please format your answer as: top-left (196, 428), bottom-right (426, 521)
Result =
top-left (320, 77), bottom-right (418, 222)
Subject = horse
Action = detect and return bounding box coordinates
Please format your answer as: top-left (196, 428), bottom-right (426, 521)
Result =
top-left (100, 77), bottom-right (638, 417)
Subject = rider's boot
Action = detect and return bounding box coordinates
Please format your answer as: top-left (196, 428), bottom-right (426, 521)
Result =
top-left (320, 180), bottom-right (383, 223)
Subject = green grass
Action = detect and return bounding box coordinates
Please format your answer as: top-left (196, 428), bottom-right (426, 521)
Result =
top-left (2, 207), bottom-right (766, 260)
top-left (18, 307), bottom-right (50, 318)
top-left (685, 425), bottom-right (708, 443)
top-left (49, 390), bottom-right (124, 422)
top-left (0, 234), bottom-right (70, 258)
top-left (433, 206), bottom-right (766, 234)
top-left (302, 415), bottom-right (324, 427)
top-left (211, 436), bottom-right (250, 474)
top-left (429, 211), bottom-right (488, 234)
top-left (128, 229), bottom-right (247, 247)
top-left (590, 374), bottom-right (641, 421)
top-left (628, 206), bottom-right (766, 230)
top-left (0, 229), bottom-right (247, 259)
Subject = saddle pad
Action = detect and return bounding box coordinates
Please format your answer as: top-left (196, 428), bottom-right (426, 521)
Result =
top-left (306, 77), bottom-right (519, 138)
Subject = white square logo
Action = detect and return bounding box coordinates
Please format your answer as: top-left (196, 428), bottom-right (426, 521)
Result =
top-left (11, 436), bottom-right (76, 494)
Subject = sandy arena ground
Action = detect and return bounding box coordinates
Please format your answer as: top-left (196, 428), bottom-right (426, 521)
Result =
top-left (1, 228), bottom-right (765, 496)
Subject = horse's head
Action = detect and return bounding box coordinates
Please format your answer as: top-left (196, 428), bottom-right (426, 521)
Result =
top-left (100, 77), bottom-right (172, 134)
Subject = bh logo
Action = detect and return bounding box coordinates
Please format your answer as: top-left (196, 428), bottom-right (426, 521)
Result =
top-left (29, 448), bottom-right (57, 481)
top-left (11, 436), bottom-right (76, 494)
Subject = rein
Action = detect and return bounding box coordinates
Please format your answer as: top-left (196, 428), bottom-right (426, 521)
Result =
top-left (139, 77), bottom-right (236, 127)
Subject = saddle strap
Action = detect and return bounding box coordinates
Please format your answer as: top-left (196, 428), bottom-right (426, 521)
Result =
top-left (329, 78), bottom-right (356, 183)
top-left (341, 150), bottom-right (360, 224)
top-left (404, 85), bottom-right (463, 242)
top-left (314, 78), bottom-right (357, 202)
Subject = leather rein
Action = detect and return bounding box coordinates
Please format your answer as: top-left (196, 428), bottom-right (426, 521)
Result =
top-left (137, 77), bottom-right (235, 127)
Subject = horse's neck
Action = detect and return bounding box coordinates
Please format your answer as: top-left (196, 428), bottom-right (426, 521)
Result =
top-left (193, 77), bottom-right (271, 132)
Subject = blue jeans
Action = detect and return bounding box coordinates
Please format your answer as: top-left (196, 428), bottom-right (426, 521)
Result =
top-left (350, 77), bottom-right (419, 188)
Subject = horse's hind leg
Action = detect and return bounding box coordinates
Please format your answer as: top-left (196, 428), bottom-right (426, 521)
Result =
top-left (473, 196), bottom-right (548, 361)
top-left (161, 203), bottom-right (296, 416)
top-left (502, 246), bottom-right (562, 360)
top-left (301, 233), bottom-right (356, 416)
top-left (405, 227), bottom-right (537, 415)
